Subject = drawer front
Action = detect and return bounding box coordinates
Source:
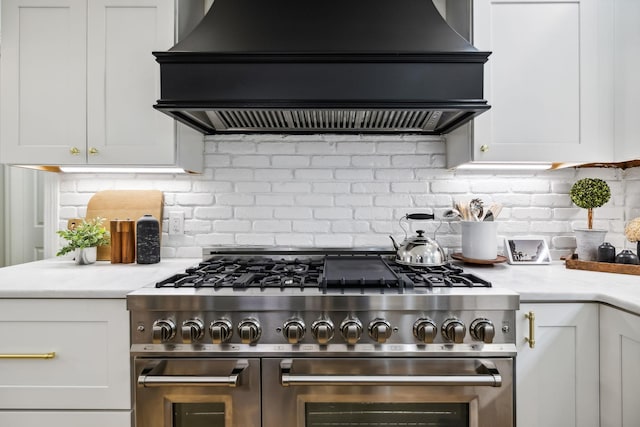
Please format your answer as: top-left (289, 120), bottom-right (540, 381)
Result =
top-left (0, 299), bottom-right (130, 409)
top-left (0, 411), bottom-right (131, 427)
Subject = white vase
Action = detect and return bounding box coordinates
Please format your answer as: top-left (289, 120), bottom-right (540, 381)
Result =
top-left (74, 247), bottom-right (97, 265)
top-left (574, 229), bottom-right (607, 261)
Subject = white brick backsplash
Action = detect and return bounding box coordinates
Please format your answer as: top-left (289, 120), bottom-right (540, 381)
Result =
top-left (332, 220), bottom-right (371, 233)
top-left (216, 193), bottom-right (255, 206)
top-left (236, 182), bottom-right (271, 192)
top-left (254, 169), bottom-right (293, 181)
top-left (231, 155), bottom-right (270, 167)
top-left (194, 206), bottom-right (233, 219)
top-left (311, 156), bottom-right (351, 167)
top-left (375, 194), bottom-right (412, 207)
top-left (314, 207), bottom-right (353, 219)
top-left (272, 155), bottom-right (310, 168)
top-left (295, 194), bottom-right (334, 206)
top-left (234, 207), bottom-right (273, 219)
top-left (351, 156), bottom-right (391, 168)
top-left (176, 193), bottom-right (214, 206)
top-left (58, 135), bottom-right (635, 260)
top-left (253, 220), bottom-right (291, 232)
top-left (313, 183), bottom-right (350, 193)
top-left (274, 207), bottom-right (313, 219)
top-left (272, 182), bottom-right (311, 193)
top-left (335, 169), bottom-right (374, 181)
top-left (275, 234), bottom-right (315, 247)
top-left (213, 220), bottom-right (251, 232)
top-left (293, 220), bottom-right (331, 233)
top-left (335, 194), bottom-right (373, 206)
top-left (294, 169), bottom-right (333, 180)
top-left (256, 194), bottom-right (295, 206)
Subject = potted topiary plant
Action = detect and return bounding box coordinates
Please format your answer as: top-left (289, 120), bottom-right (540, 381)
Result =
top-left (570, 178), bottom-right (611, 261)
top-left (56, 217), bottom-right (110, 265)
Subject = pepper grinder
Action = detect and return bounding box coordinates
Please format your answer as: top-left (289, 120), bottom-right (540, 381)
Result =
top-left (136, 214), bottom-right (160, 264)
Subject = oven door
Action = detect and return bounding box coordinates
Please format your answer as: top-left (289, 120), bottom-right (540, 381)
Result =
top-left (263, 358), bottom-right (513, 427)
top-left (134, 358), bottom-right (260, 427)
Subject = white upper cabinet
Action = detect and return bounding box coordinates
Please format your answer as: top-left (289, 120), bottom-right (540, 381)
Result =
top-left (0, 0), bottom-right (203, 171)
top-left (448, 0), bottom-right (614, 166)
top-left (612, 0), bottom-right (640, 161)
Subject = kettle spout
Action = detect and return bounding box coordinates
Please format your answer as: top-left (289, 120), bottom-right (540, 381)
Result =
top-left (389, 235), bottom-right (400, 250)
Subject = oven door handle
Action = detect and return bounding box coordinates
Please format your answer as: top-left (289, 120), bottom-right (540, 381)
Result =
top-left (138, 360), bottom-right (248, 388)
top-left (280, 359), bottom-right (502, 387)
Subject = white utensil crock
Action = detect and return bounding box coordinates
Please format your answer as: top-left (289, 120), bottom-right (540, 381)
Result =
top-left (461, 221), bottom-right (498, 260)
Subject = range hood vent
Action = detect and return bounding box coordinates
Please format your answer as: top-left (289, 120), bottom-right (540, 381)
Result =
top-left (154, 0), bottom-right (490, 135)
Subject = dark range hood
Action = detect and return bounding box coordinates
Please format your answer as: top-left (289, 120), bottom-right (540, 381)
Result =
top-left (154, 0), bottom-right (490, 135)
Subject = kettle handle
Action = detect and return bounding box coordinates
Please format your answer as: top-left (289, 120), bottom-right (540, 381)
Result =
top-left (405, 213), bottom-right (435, 221)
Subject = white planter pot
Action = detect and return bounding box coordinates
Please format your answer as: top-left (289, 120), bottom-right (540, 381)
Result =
top-left (74, 247), bottom-right (97, 265)
top-left (574, 229), bottom-right (607, 261)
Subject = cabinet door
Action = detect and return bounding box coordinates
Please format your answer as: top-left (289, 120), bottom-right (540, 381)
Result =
top-left (0, 299), bottom-right (130, 409)
top-left (87, 0), bottom-right (175, 165)
top-left (0, 411), bottom-right (131, 427)
top-left (600, 305), bottom-right (640, 427)
top-left (472, 0), bottom-right (612, 163)
top-left (0, 0), bottom-right (87, 165)
top-left (516, 303), bottom-right (599, 427)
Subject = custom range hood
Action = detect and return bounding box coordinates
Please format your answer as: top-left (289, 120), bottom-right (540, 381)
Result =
top-left (154, 0), bottom-right (490, 135)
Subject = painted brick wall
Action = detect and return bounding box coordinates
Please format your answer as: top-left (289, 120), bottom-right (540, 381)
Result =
top-left (58, 134), bottom-right (640, 259)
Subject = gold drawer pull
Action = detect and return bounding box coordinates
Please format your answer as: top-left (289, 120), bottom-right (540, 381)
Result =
top-left (525, 311), bottom-right (535, 349)
top-left (0, 352), bottom-right (56, 360)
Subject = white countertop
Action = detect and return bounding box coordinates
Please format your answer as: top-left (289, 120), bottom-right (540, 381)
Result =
top-left (0, 258), bottom-right (199, 298)
top-left (0, 258), bottom-right (639, 315)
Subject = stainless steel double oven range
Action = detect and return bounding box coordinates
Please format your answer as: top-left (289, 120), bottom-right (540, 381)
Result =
top-left (127, 248), bottom-right (519, 427)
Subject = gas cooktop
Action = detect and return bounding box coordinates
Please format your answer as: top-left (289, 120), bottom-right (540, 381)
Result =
top-left (155, 250), bottom-right (491, 293)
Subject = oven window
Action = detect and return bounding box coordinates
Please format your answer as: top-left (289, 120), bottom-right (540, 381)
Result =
top-left (305, 402), bottom-right (468, 427)
top-left (173, 402), bottom-right (225, 427)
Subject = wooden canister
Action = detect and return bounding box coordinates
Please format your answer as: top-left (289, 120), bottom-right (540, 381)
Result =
top-left (120, 220), bottom-right (136, 264)
top-left (110, 219), bottom-right (122, 263)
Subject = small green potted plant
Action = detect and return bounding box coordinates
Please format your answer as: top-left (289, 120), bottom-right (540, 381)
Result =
top-left (570, 178), bottom-right (611, 261)
top-left (57, 217), bottom-right (110, 265)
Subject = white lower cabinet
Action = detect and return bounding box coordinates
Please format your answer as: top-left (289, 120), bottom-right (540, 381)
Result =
top-left (0, 299), bottom-right (131, 424)
top-left (599, 305), bottom-right (640, 427)
top-left (0, 411), bottom-right (131, 426)
top-left (516, 303), bottom-right (599, 427)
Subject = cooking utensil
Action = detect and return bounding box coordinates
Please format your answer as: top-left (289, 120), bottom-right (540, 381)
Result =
top-left (389, 213), bottom-right (447, 266)
top-left (469, 198), bottom-right (484, 221)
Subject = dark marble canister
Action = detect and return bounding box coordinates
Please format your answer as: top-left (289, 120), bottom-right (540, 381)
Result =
top-left (136, 214), bottom-right (160, 264)
top-left (597, 242), bottom-right (616, 263)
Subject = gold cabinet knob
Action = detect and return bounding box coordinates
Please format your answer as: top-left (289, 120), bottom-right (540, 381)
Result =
top-left (89, 147), bottom-right (99, 155)
top-left (69, 147), bottom-right (81, 155)
top-left (480, 144), bottom-right (489, 153)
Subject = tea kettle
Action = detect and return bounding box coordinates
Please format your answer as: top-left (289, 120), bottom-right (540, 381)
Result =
top-left (389, 213), bottom-right (447, 266)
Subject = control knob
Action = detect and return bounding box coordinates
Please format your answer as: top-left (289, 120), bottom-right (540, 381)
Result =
top-left (442, 318), bottom-right (466, 343)
top-left (181, 318), bottom-right (205, 343)
top-left (151, 319), bottom-right (176, 343)
top-left (470, 318), bottom-right (495, 344)
top-left (413, 318), bottom-right (438, 344)
top-left (209, 319), bottom-right (233, 344)
top-left (311, 318), bottom-right (335, 345)
top-left (283, 318), bottom-right (306, 344)
top-left (340, 317), bottom-right (363, 345)
top-left (368, 318), bottom-right (392, 344)
top-left (237, 318), bottom-right (262, 344)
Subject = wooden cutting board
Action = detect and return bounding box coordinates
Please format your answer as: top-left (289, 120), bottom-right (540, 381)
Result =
top-left (85, 190), bottom-right (164, 261)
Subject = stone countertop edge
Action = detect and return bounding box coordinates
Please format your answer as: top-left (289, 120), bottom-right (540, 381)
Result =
top-left (0, 258), bottom-right (200, 299)
top-left (0, 258), bottom-right (639, 316)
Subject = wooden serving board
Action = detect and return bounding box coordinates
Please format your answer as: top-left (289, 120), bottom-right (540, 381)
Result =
top-left (565, 259), bottom-right (640, 276)
top-left (85, 190), bottom-right (164, 261)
